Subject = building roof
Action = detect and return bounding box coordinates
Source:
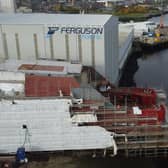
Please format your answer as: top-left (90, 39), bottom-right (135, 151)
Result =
top-left (18, 64), bottom-right (65, 72)
top-left (0, 60), bottom-right (82, 75)
top-left (25, 75), bottom-right (80, 97)
top-left (0, 71), bottom-right (25, 82)
top-left (72, 87), bottom-right (105, 101)
top-left (0, 13), bottom-right (113, 26)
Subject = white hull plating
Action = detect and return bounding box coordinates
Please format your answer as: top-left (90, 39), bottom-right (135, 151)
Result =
top-left (0, 99), bottom-right (115, 154)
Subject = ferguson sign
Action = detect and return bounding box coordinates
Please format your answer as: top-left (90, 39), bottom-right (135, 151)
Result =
top-left (47, 26), bottom-right (103, 35)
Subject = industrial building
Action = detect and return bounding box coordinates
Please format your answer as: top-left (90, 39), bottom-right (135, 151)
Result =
top-left (0, 0), bottom-right (16, 13)
top-left (0, 13), bottom-right (119, 84)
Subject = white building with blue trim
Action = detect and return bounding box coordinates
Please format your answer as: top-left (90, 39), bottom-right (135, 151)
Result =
top-left (0, 13), bottom-right (119, 84)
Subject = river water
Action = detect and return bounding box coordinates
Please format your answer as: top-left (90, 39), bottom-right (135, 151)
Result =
top-left (120, 14), bottom-right (168, 97)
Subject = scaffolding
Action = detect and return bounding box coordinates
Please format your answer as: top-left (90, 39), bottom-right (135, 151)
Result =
top-left (72, 91), bottom-right (168, 158)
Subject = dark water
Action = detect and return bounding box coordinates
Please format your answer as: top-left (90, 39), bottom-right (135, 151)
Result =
top-left (120, 48), bottom-right (168, 96)
top-left (120, 14), bottom-right (168, 97)
top-left (135, 49), bottom-right (168, 93)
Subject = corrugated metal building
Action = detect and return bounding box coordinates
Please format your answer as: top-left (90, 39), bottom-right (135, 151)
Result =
top-left (0, 99), bottom-right (115, 154)
top-left (0, 13), bottom-right (119, 84)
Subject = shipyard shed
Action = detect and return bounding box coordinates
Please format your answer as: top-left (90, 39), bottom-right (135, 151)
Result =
top-left (0, 13), bottom-right (119, 84)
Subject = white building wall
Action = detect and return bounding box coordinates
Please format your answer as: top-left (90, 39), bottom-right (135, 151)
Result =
top-left (111, 18), bottom-right (119, 84)
top-left (68, 34), bottom-right (79, 62)
top-left (1, 24), bottom-right (46, 60)
top-left (119, 25), bottom-right (134, 69)
top-left (81, 38), bottom-right (92, 66)
top-left (43, 24), bottom-right (105, 71)
top-left (2, 25), bottom-right (17, 59)
top-left (104, 16), bottom-right (119, 84)
top-left (0, 15), bottom-right (119, 84)
top-left (52, 33), bottom-right (67, 60)
top-left (94, 36), bottom-right (105, 77)
top-left (44, 25), bottom-right (70, 60)
top-left (0, 0), bottom-right (15, 13)
top-left (0, 26), bottom-right (6, 61)
top-left (18, 26), bottom-right (35, 60)
top-left (44, 29), bottom-right (52, 60)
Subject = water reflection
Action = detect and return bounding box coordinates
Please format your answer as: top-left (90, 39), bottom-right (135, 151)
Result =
top-left (119, 51), bottom-right (140, 87)
top-left (120, 14), bottom-right (168, 95)
top-left (123, 15), bottom-right (168, 94)
top-left (120, 46), bottom-right (168, 95)
top-left (135, 49), bottom-right (168, 93)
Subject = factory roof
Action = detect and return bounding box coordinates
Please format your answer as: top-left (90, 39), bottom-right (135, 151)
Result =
top-left (25, 75), bottom-right (80, 97)
top-left (0, 60), bottom-right (82, 75)
top-left (0, 13), bottom-right (114, 26)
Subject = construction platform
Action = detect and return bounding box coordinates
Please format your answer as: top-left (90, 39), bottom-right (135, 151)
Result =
top-left (72, 100), bottom-right (168, 158)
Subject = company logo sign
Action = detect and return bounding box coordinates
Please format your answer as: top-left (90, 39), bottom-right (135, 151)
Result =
top-left (47, 26), bottom-right (103, 35)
